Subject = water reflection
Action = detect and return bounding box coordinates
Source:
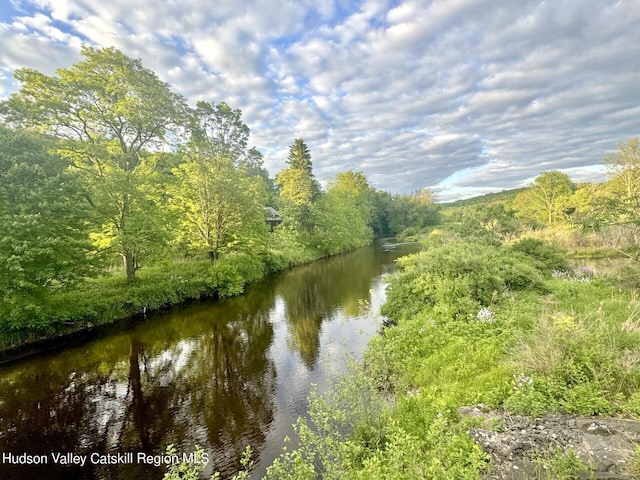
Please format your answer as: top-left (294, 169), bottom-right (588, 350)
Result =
top-left (276, 247), bottom-right (393, 369)
top-left (0, 242), bottom-right (417, 480)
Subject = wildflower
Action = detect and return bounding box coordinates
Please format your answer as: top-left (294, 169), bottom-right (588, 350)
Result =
top-left (552, 269), bottom-right (568, 278)
top-left (476, 307), bottom-right (495, 323)
top-left (513, 372), bottom-right (534, 391)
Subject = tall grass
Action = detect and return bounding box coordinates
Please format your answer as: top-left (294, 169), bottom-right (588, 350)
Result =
top-left (256, 239), bottom-right (640, 479)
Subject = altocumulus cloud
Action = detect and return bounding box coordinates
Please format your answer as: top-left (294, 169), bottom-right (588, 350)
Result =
top-left (1, 0), bottom-right (639, 200)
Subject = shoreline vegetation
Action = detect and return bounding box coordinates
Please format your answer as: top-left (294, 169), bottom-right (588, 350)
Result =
top-left (169, 137), bottom-right (640, 478)
top-left (0, 242), bottom-right (370, 362)
top-left (4, 45), bottom-right (640, 478)
top-left (178, 237), bottom-right (640, 480)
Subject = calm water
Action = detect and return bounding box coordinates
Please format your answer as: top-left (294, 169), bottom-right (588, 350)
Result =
top-left (0, 241), bottom-right (418, 480)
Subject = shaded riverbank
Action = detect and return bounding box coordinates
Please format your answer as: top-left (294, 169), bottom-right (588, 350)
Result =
top-left (0, 241), bottom-right (376, 363)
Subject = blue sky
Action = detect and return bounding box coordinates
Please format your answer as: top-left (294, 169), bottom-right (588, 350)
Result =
top-left (1, 0), bottom-right (639, 201)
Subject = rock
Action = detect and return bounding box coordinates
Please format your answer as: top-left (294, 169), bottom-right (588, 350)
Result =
top-left (459, 405), bottom-right (640, 480)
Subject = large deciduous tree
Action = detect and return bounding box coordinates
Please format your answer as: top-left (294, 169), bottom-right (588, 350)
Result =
top-left (193, 101), bottom-right (249, 163)
top-left (513, 171), bottom-right (574, 225)
top-left (5, 46), bottom-right (188, 281)
top-left (170, 104), bottom-right (268, 261)
top-left (170, 149), bottom-right (268, 262)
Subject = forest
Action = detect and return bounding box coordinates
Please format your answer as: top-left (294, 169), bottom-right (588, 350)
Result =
top-left (0, 46), bottom-right (439, 349)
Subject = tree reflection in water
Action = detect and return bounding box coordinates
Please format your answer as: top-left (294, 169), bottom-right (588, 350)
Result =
top-left (0, 242), bottom-right (417, 480)
top-left (0, 284), bottom-right (277, 480)
top-left (277, 247), bottom-right (386, 369)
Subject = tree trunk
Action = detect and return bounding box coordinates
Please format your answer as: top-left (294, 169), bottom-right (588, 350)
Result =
top-left (124, 251), bottom-right (136, 282)
top-left (120, 192), bottom-right (136, 281)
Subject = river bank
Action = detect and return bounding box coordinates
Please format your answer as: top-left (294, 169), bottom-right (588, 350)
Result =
top-left (0, 241), bottom-right (419, 480)
top-left (0, 240), bottom-right (376, 362)
top-left (257, 239), bottom-right (640, 479)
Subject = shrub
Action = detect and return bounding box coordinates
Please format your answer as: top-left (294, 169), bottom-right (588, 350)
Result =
top-left (382, 241), bottom-right (546, 326)
top-left (509, 238), bottom-right (569, 273)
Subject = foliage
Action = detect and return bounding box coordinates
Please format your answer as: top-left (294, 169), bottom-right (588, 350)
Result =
top-left (442, 202), bottom-right (520, 242)
top-left (509, 238), bottom-right (569, 272)
top-left (275, 140), bottom-right (321, 240)
top-left (504, 280), bottom-right (640, 417)
top-left (162, 444), bottom-right (213, 480)
top-left (513, 171), bottom-right (575, 225)
top-left (193, 100), bottom-right (250, 163)
top-left (381, 241), bottom-right (546, 326)
top-left (5, 46), bottom-right (188, 280)
top-left (0, 127), bottom-right (96, 329)
top-left (531, 448), bottom-right (590, 480)
top-left (388, 189), bottom-right (440, 238)
top-left (581, 138), bottom-right (640, 260)
top-left (313, 171), bottom-right (374, 254)
top-left (261, 238), bottom-right (640, 479)
top-left (170, 147), bottom-right (268, 262)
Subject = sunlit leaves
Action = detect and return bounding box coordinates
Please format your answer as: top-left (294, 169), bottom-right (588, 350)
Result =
top-left (0, 127), bottom-right (95, 328)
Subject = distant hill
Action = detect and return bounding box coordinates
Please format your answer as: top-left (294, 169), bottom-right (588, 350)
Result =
top-left (439, 187), bottom-right (527, 208)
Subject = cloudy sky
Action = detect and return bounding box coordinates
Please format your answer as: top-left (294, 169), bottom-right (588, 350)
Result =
top-left (1, 0), bottom-right (639, 200)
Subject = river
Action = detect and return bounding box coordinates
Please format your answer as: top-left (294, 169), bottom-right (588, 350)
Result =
top-left (0, 241), bottom-right (418, 479)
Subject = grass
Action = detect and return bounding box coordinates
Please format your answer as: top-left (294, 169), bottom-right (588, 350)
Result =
top-left (257, 239), bottom-right (640, 479)
top-left (0, 242), bottom-right (343, 351)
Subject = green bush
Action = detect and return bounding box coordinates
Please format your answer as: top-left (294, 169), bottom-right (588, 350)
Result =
top-left (382, 241), bottom-right (546, 326)
top-left (509, 238), bottom-right (569, 273)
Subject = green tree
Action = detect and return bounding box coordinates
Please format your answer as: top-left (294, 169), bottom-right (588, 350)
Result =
top-left (314, 171), bottom-right (374, 254)
top-left (240, 147), bottom-right (278, 207)
top-left (0, 127), bottom-right (95, 328)
top-left (583, 138), bottom-right (640, 259)
top-left (5, 46), bottom-right (188, 281)
top-left (287, 138), bottom-right (312, 172)
top-left (171, 152), bottom-right (268, 261)
top-left (193, 101), bottom-right (250, 164)
top-left (192, 101), bottom-right (278, 208)
top-left (276, 140), bottom-right (321, 241)
top-left (605, 137), bottom-right (640, 200)
top-left (385, 189), bottom-right (439, 236)
top-left (513, 171), bottom-right (574, 225)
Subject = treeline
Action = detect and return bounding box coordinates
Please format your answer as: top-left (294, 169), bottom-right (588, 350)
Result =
top-left (0, 46), bottom-right (439, 344)
top-left (438, 137), bottom-right (640, 260)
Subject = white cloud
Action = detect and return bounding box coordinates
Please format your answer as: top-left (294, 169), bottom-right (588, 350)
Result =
top-left (1, 0), bottom-right (640, 198)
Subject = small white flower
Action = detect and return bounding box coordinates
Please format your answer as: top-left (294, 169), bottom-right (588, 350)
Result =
top-left (513, 372), bottom-right (533, 391)
top-left (476, 307), bottom-right (495, 323)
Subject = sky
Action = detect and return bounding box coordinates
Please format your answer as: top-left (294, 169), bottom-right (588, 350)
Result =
top-left (1, 0), bottom-right (639, 201)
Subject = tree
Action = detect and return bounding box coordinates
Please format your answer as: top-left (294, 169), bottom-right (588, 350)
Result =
top-left (314, 171), bottom-right (374, 254)
top-left (171, 104), bottom-right (268, 261)
top-left (0, 126), bottom-right (95, 327)
top-left (191, 100), bottom-right (278, 207)
top-left (513, 171), bottom-right (574, 225)
top-left (583, 138), bottom-right (640, 259)
top-left (5, 46), bottom-right (188, 281)
top-left (193, 101), bottom-right (249, 164)
top-left (604, 137), bottom-right (640, 206)
top-left (287, 138), bottom-right (312, 172)
top-left (276, 139), bottom-right (321, 241)
top-left (384, 189), bottom-right (439, 236)
top-left (170, 149), bottom-right (268, 262)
